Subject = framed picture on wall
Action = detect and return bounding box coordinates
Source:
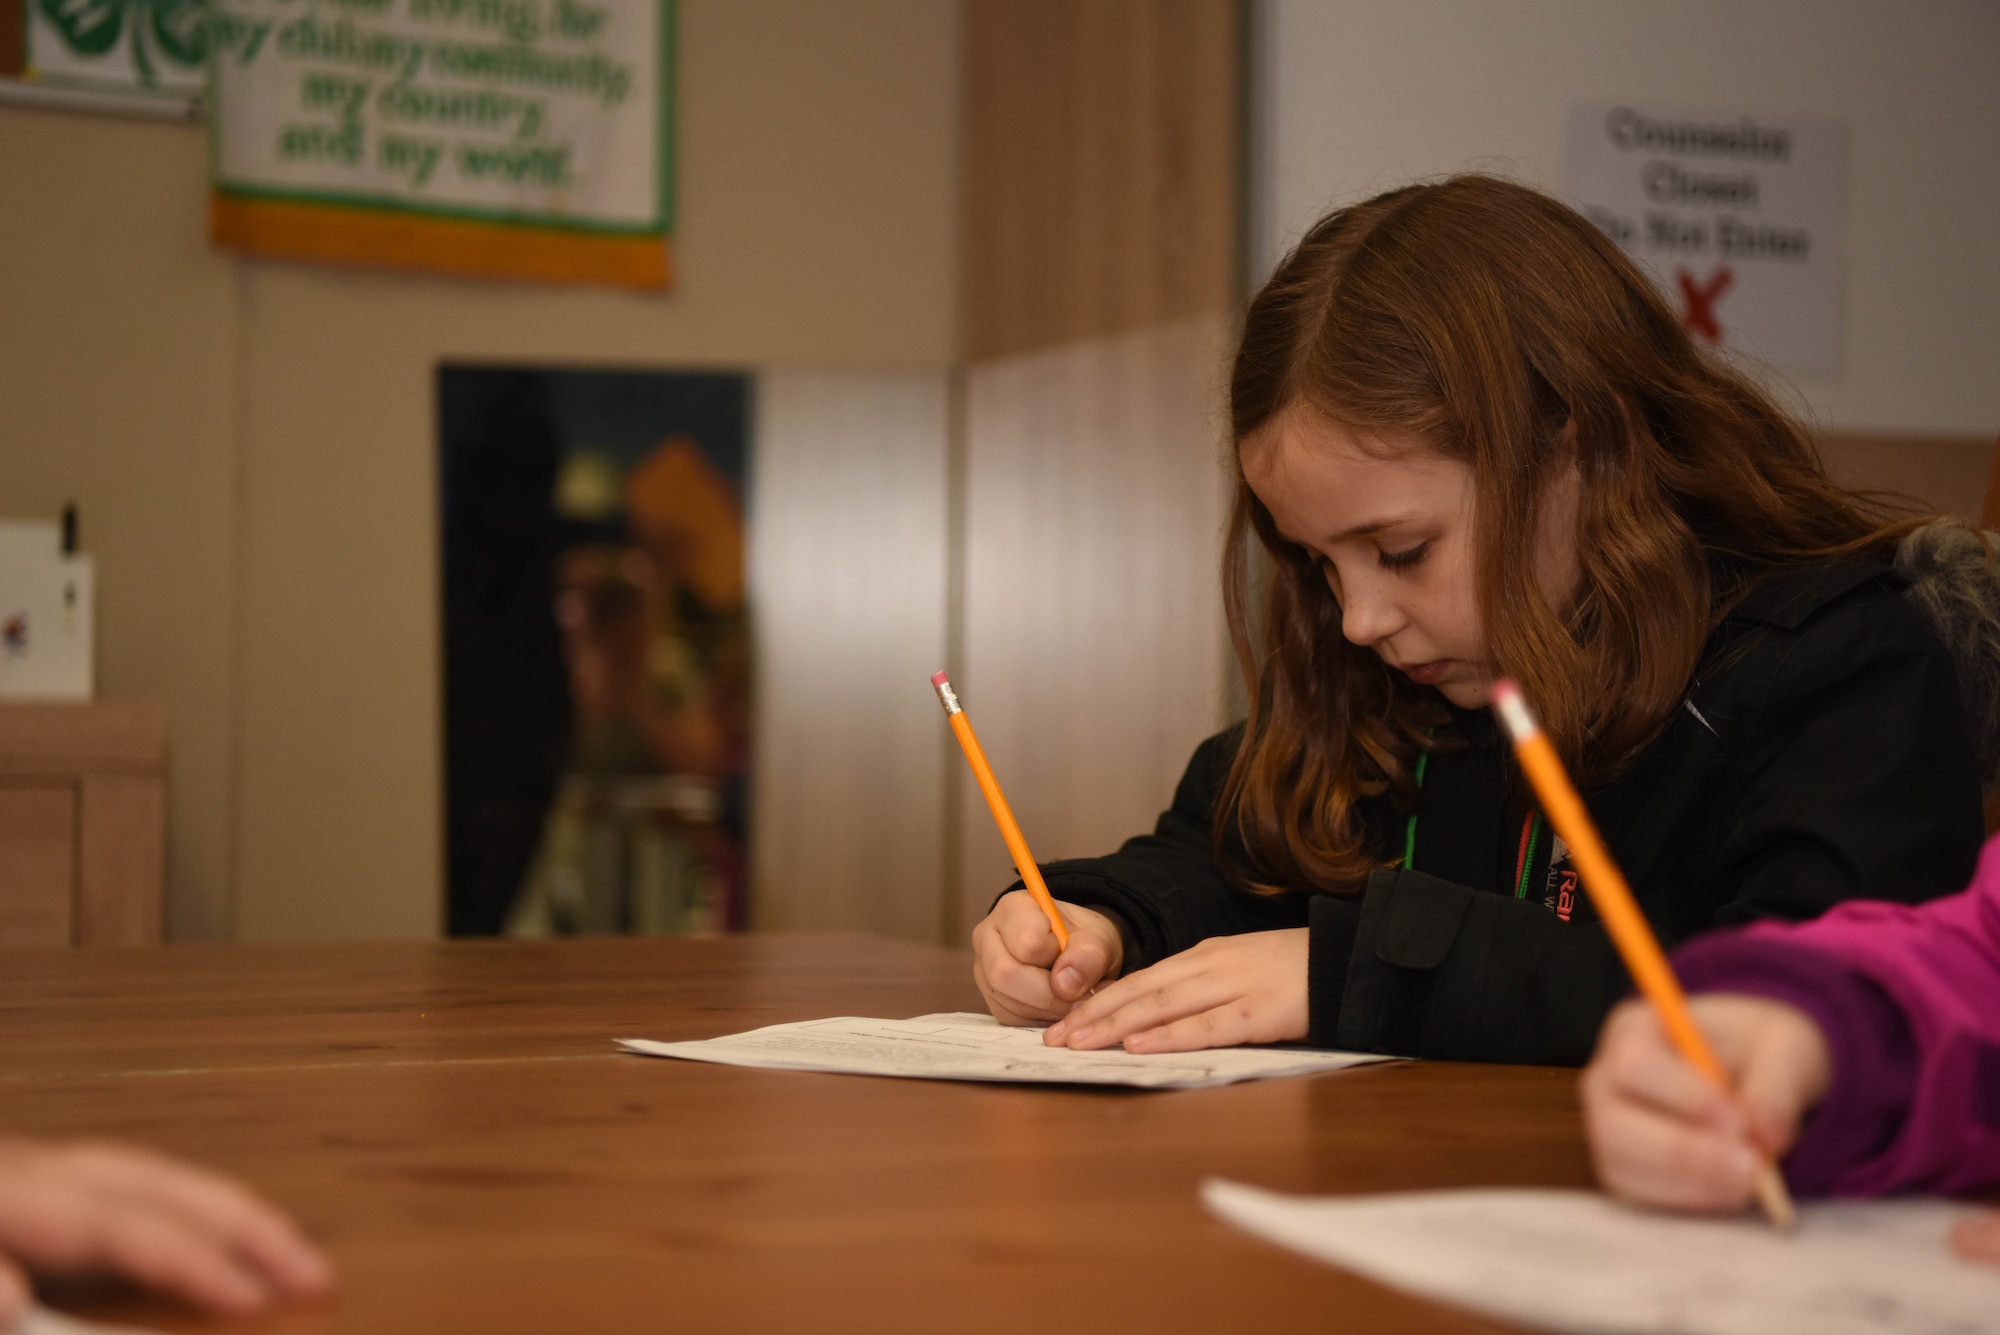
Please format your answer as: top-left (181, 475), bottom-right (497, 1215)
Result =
top-left (439, 364), bottom-right (750, 939)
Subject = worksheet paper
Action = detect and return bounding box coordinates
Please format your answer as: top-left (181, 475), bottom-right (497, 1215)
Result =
top-left (14, 1306), bottom-right (164, 1335)
top-left (617, 1012), bottom-right (1391, 1089)
top-left (1201, 1179), bottom-right (2000, 1335)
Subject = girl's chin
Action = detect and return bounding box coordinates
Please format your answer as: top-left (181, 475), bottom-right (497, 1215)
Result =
top-left (1437, 678), bottom-right (1495, 709)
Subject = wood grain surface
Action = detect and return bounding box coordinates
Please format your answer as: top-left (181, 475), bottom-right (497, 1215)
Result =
top-left (0, 782), bottom-right (74, 946)
top-left (0, 702), bottom-right (166, 777)
top-left (1814, 431), bottom-right (1995, 525)
top-left (0, 935), bottom-right (1587, 1333)
top-left (962, 0), bottom-right (1242, 361)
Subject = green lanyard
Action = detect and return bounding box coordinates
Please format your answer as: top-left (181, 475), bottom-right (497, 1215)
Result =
top-left (1402, 750), bottom-right (1543, 900)
top-left (1401, 752), bottom-right (1429, 869)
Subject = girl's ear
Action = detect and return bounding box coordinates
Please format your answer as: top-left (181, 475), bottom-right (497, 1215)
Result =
top-left (1544, 413), bottom-right (1584, 479)
top-left (1558, 413), bottom-right (1581, 456)
top-left (1561, 399), bottom-right (1639, 479)
top-left (1532, 439), bottom-right (1586, 615)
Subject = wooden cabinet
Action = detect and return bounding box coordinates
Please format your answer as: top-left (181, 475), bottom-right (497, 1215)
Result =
top-left (0, 704), bottom-right (164, 947)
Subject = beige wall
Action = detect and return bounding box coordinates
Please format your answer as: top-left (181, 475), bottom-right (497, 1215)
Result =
top-left (0, 0), bottom-right (960, 941)
top-left (0, 112), bottom-right (239, 941)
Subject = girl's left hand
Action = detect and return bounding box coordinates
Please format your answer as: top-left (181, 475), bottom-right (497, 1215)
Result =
top-left (1043, 928), bottom-right (1309, 1053)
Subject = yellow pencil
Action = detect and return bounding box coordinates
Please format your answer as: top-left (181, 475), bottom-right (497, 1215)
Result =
top-left (1489, 679), bottom-right (1797, 1232)
top-left (931, 671), bottom-right (1070, 951)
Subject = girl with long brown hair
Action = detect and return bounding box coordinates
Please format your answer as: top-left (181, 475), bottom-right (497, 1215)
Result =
top-left (970, 174), bottom-right (1987, 1066)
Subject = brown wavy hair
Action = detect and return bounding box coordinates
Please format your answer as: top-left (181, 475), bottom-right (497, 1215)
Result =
top-left (1220, 174), bottom-right (1920, 898)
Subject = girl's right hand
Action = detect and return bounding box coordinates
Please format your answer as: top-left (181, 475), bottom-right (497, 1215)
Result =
top-left (1954, 1212), bottom-right (2000, 1268)
top-left (1579, 994), bottom-right (1831, 1212)
top-left (971, 892), bottom-right (1123, 1027)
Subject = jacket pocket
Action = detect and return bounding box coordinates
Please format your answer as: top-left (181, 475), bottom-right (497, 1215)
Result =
top-left (1373, 870), bottom-right (1477, 969)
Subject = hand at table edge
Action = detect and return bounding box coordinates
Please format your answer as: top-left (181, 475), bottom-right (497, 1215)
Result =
top-left (0, 1133), bottom-right (335, 1327)
top-left (1043, 928), bottom-right (1310, 1054)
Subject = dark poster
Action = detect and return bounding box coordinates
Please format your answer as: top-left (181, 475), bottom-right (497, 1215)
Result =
top-left (440, 365), bottom-right (750, 937)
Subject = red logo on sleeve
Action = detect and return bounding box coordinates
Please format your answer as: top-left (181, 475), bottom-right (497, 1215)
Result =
top-left (1541, 834), bottom-right (1579, 921)
top-left (1554, 870), bottom-right (1578, 922)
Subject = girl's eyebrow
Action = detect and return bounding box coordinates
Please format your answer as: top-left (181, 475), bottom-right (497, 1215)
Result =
top-left (1326, 513), bottom-right (1426, 543)
top-left (1273, 513), bottom-right (1424, 549)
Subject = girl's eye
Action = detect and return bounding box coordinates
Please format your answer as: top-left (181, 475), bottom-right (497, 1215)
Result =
top-left (1377, 541), bottom-right (1431, 572)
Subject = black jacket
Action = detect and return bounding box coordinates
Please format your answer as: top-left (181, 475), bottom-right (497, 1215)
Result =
top-left (1022, 561), bottom-right (1985, 1066)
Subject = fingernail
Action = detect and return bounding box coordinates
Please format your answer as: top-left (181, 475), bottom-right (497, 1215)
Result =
top-left (1066, 1025), bottom-right (1094, 1046)
top-left (1727, 1144), bottom-right (1760, 1186)
top-left (1054, 967), bottom-right (1080, 996)
top-left (1044, 1021), bottom-right (1067, 1044)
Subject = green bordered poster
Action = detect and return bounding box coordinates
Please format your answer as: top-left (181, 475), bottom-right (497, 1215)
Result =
top-left (208, 0), bottom-right (673, 289)
top-left (24, 0), bottom-right (209, 104)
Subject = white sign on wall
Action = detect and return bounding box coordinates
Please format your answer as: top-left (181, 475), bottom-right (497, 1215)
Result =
top-left (1564, 103), bottom-right (1846, 374)
top-left (0, 522), bottom-right (94, 702)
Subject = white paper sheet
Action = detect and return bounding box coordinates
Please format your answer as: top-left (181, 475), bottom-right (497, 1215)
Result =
top-left (1202, 1179), bottom-right (2000, 1335)
top-left (12, 1305), bottom-right (165, 1335)
top-left (618, 1012), bottom-right (1392, 1090)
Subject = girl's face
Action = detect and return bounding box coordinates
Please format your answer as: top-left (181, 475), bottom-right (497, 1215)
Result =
top-left (1241, 409), bottom-right (1578, 711)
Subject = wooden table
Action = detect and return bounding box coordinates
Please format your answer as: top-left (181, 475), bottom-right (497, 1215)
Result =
top-left (0, 935), bottom-right (1593, 1333)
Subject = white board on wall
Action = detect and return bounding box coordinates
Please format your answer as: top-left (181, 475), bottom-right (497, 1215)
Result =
top-left (1564, 103), bottom-right (1846, 374)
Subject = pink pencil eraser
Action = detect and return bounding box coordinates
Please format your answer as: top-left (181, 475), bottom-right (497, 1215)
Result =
top-left (930, 670), bottom-right (951, 687)
top-left (1490, 678), bottom-right (1521, 707)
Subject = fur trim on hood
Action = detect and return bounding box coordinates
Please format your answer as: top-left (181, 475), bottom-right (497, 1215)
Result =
top-left (1896, 519), bottom-right (2000, 792)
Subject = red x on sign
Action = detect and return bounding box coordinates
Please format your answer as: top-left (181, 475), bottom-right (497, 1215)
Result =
top-left (1677, 265), bottom-right (1734, 343)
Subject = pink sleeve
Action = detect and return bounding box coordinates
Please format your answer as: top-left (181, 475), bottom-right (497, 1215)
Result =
top-left (1729, 833), bottom-right (2000, 1195)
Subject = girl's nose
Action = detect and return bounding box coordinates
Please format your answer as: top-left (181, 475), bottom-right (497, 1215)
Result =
top-left (1340, 581), bottom-right (1405, 647)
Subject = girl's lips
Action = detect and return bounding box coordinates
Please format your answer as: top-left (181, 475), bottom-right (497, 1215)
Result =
top-left (1400, 660), bottom-right (1452, 685)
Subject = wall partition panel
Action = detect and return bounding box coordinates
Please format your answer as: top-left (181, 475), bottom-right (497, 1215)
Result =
top-left (957, 317), bottom-right (1234, 932)
top-left (748, 369), bottom-right (952, 941)
top-left (963, 0), bottom-right (1243, 361)
top-left (1814, 433), bottom-right (1995, 523)
top-left (956, 0), bottom-right (1245, 936)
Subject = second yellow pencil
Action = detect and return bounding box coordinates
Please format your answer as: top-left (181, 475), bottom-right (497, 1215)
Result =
top-left (1490, 678), bottom-right (1796, 1232)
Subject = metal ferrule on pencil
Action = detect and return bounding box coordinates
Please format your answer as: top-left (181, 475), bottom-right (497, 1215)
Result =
top-left (933, 677), bottom-right (962, 715)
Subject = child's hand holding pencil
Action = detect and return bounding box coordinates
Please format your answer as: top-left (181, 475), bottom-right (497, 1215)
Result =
top-left (1585, 992), bottom-right (2000, 1271)
top-left (932, 670), bottom-right (1127, 1028)
top-left (1581, 994), bottom-right (1829, 1213)
top-left (972, 891), bottom-right (1125, 1028)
